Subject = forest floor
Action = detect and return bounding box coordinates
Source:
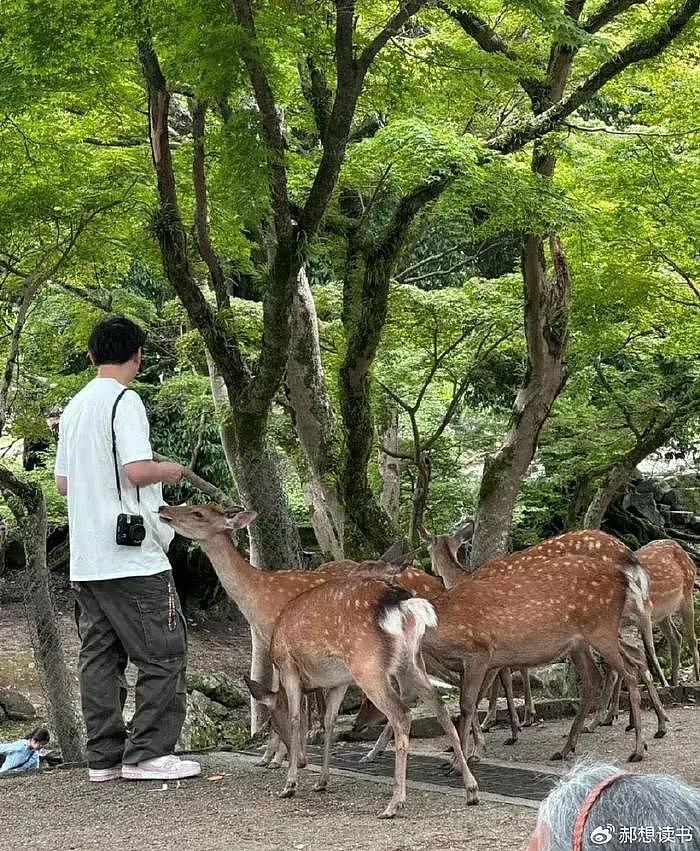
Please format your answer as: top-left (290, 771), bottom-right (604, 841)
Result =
top-left (2, 572), bottom-right (700, 850)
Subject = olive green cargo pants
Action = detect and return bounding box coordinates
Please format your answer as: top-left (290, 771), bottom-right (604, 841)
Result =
top-left (73, 570), bottom-right (187, 769)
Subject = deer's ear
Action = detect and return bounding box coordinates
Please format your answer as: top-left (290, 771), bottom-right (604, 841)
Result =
top-left (417, 526), bottom-right (433, 545)
top-left (455, 519), bottom-right (474, 542)
top-left (379, 541), bottom-right (404, 564)
top-left (243, 675), bottom-right (278, 708)
top-left (224, 509), bottom-right (258, 530)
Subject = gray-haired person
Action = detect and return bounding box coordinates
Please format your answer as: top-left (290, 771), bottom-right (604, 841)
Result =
top-left (526, 761), bottom-right (700, 850)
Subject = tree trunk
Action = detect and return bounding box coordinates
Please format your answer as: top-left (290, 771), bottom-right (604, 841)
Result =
top-left (408, 452), bottom-right (431, 546)
top-left (584, 461), bottom-right (637, 530)
top-left (470, 235), bottom-right (570, 567)
top-left (378, 410), bottom-right (401, 524)
top-left (0, 467), bottom-right (84, 762)
top-left (287, 268), bottom-right (344, 559)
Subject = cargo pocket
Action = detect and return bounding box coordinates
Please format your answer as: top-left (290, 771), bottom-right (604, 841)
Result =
top-left (137, 577), bottom-right (186, 660)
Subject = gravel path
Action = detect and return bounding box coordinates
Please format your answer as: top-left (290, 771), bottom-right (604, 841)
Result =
top-left (0, 752), bottom-right (537, 851)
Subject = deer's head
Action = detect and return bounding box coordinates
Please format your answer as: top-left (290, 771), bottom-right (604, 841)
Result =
top-left (243, 675), bottom-right (293, 749)
top-left (158, 503), bottom-right (258, 541)
top-left (418, 519), bottom-right (474, 562)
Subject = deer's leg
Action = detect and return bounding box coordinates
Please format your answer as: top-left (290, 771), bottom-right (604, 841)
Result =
top-left (480, 668), bottom-right (501, 732)
top-left (410, 653), bottom-right (479, 805)
top-left (459, 657), bottom-right (490, 769)
top-left (499, 668), bottom-right (521, 746)
top-left (313, 684), bottom-right (348, 792)
top-left (360, 676), bottom-right (411, 819)
top-left (680, 596), bottom-right (700, 683)
top-left (554, 644), bottom-right (602, 760)
top-left (638, 610), bottom-right (668, 689)
top-left (521, 667), bottom-right (537, 726)
top-left (659, 617), bottom-right (681, 687)
top-left (258, 730), bottom-right (285, 768)
top-left (360, 722), bottom-right (394, 763)
top-left (278, 669), bottom-right (303, 798)
top-left (638, 666), bottom-right (669, 739)
top-left (592, 635), bottom-right (647, 762)
top-left (584, 665), bottom-right (618, 733)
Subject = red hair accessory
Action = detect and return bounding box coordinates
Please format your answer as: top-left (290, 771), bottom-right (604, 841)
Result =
top-left (573, 773), bottom-right (627, 851)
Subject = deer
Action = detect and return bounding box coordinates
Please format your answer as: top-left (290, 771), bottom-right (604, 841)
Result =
top-left (243, 576), bottom-right (479, 818)
top-left (361, 531), bottom-right (659, 767)
top-left (156, 503), bottom-right (417, 767)
top-left (421, 538), bottom-right (655, 767)
top-left (417, 520), bottom-right (532, 747)
top-left (585, 538), bottom-right (698, 735)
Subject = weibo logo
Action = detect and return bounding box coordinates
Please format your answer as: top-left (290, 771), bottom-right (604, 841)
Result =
top-left (590, 825), bottom-right (615, 844)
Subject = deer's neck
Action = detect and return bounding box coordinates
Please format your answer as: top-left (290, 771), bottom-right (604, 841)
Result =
top-left (200, 534), bottom-right (265, 626)
top-left (432, 553), bottom-right (470, 590)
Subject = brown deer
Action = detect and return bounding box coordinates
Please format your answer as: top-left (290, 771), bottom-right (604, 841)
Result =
top-left (420, 536), bottom-right (654, 766)
top-left (586, 539), bottom-right (698, 734)
top-left (243, 577), bottom-right (479, 817)
top-left (418, 521), bottom-right (531, 747)
top-left (156, 503), bottom-right (414, 766)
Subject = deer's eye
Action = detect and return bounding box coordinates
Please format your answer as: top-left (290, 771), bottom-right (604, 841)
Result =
top-left (193, 510), bottom-right (205, 519)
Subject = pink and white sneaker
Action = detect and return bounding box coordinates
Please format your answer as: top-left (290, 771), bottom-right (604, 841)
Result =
top-left (89, 765), bottom-right (123, 782)
top-left (121, 754), bottom-right (201, 781)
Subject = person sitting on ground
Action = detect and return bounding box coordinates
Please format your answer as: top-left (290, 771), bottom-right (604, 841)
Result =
top-left (0, 728), bottom-right (50, 775)
top-left (526, 761), bottom-right (700, 850)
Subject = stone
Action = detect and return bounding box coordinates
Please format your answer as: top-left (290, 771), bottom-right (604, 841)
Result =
top-left (510, 669), bottom-right (544, 694)
top-left (0, 689), bottom-right (36, 721)
top-left (532, 663), bottom-right (578, 699)
top-left (622, 492), bottom-right (665, 527)
top-left (186, 671), bottom-right (245, 709)
top-left (669, 510), bottom-right (693, 526)
top-left (177, 690), bottom-right (220, 751)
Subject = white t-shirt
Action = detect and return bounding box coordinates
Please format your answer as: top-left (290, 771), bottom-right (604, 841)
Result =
top-left (55, 377), bottom-right (175, 581)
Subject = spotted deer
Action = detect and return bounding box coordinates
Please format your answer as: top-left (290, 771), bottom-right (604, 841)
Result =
top-left (418, 520), bottom-right (532, 746)
top-left (156, 504), bottom-right (412, 766)
top-left (586, 539), bottom-right (698, 735)
top-left (243, 577), bottom-right (479, 818)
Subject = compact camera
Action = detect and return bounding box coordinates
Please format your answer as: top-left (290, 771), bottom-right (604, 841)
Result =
top-left (116, 513), bottom-right (147, 547)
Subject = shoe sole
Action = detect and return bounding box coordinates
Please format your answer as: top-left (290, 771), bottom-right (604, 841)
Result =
top-left (89, 770), bottom-right (122, 782)
top-left (121, 766), bottom-right (202, 781)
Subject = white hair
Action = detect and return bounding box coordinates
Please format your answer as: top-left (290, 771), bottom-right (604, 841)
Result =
top-left (536, 760), bottom-right (700, 850)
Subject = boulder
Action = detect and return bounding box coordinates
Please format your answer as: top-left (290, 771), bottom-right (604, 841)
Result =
top-left (186, 671), bottom-right (245, 709)
top-left (0, 689), bottom-right (36, 721)
top-left (340, 684), bottom-right (364, 715)
top-left (177, 690), bottom-right (220, 751)
top-left (622, 492), bottom-right (665, 528)
top-left (532, 663), bottom-right (579, 699)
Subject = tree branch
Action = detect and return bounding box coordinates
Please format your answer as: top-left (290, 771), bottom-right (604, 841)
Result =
top-left (138, 37), bottom-right (249, 400)
top-left (153, 452), bottom-right (235, 506)
top-left (191, 99), bottom-right (230, 310)
top-left (583, 0), bottom-right (647, 32)
top-left (489, 0), bottom-right (700, 154)
top-left (229, 0), bottom-right (293, 241)
top-left (357, 0), bottom-right (429, 76)
top-left (593, 358), bottom-right (643, 440)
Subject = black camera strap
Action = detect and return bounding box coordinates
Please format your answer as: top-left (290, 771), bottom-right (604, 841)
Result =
top-left (111, 389), bottom-right (141, 508)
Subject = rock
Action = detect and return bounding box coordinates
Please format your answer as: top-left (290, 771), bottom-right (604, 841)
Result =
top-left (622, 492), bottom-right (665, 527)
top-left (186, 671), bottom-right (245, 709)
top-left (669, 510), bottom-right (693, 526)
top-left (532, 663), bottom-right (579, 699)
top-left (340, 684), bottom-right (364, 715)
top-left (0, 689), bottom-right (36, 721)
top-left (510, 669), bottom-right (544, 694)
top-left (177, 690), bottom-right (220, 751)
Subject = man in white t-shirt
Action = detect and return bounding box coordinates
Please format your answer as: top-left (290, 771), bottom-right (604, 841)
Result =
top-left (55, 316), bottom-right (200, 782)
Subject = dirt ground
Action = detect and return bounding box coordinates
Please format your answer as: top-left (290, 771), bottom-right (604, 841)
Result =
top-left (0, 751), bottom-right (538, 851)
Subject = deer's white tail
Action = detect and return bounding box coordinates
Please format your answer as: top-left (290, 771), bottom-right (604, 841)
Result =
top-left (620, 553), bottom-right (667, 685)
top-left (379, 595), bottom-right (437, 638)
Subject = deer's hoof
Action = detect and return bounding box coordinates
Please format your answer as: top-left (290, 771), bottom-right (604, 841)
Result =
top-left (378, 800), bottom-right (404, 819)
top-left (268, 761), bottom-right (282, 770)
top-left (255, 758), bottom-right (270, 768)
top-left (466, 789), bottom-right (480, 806)
top-left (625, 724), bottom-right (635, 733)
top-left (503, 737), bottom-right (517, 746)
top-left (312, 782), bottom-right (328, 793)
top-left (550, 751), bottom-right (564, 761)
top-left (279, 785), bottom-right (297, 798)
top-left (654, 730), bottom-right (667, 739)
top-left (627, 751), bottom-right (644, 763)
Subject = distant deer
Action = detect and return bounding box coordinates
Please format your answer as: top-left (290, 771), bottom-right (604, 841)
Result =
top-left (586, 539), bottom-right (698, 735)
top-left (244, 577), bottom-right (479, 818)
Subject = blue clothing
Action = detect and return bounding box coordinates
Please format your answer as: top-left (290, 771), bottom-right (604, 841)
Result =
top-left (0, 739), bottom-right (40, 774)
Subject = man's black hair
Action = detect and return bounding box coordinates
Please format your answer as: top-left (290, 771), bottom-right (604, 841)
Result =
top-left (88, 316), bottom-right (146, 365)
top-left (26, 727), bottom-right (50, 744)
